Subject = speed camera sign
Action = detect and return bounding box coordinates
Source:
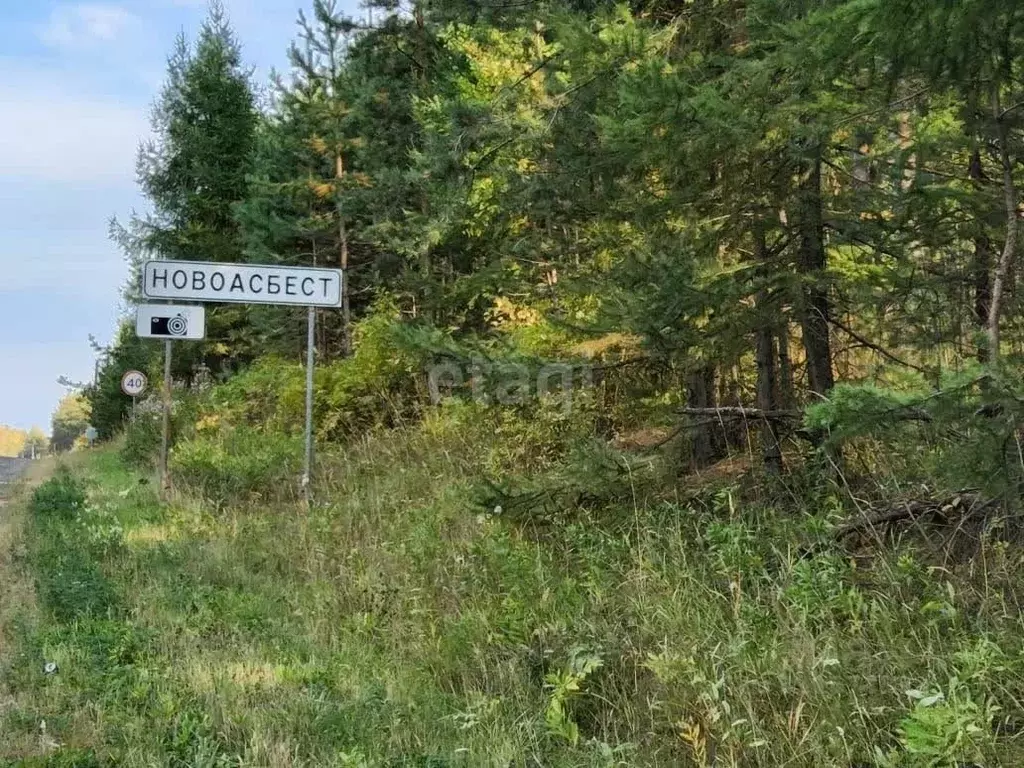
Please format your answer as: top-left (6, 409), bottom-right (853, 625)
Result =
top-left (136, 304), bottom-right (206, 340)
top-left (121, 371), bottom-right (148, 397)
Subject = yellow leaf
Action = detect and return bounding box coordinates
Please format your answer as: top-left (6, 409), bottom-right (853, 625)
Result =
top-left (309, 181), bottom-right (335, 199)
top-left (308, 136), bottom-right (328, 155)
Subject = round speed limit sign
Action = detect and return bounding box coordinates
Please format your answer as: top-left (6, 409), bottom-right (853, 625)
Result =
top-left (121, 370), bottom-right (148, 397)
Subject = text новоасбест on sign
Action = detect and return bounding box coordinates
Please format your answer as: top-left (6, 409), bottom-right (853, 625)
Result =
top-left (142, 260), bottom-right (343, 307)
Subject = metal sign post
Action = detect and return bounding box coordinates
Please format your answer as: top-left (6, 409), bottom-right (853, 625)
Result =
top-left (139, 259), bottom-right (342, 504)
top-left (302, 307), bottom-right (316, 507)
top-left (160, 342), bottom-right (172, 499)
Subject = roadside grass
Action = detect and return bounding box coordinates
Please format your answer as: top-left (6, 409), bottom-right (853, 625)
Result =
top-left (0, 459), bottom-right (57, 761)
top-left (4, 420), bottom-right (1024, 766)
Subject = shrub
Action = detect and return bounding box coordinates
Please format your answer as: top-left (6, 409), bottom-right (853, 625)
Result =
top-left (313, 307), bottom-right (428, 439)
top-left (31, 469), bottom-right (86, 523)
top-left (170, 427), bottom-right (302, 505)
top-left (883, 681), bottom-right (999, 767)
top-left (121, 414), bottom-right (162, 470)
top-left (185, 302), bottom-right (429, 444)
top-left (804, 373), bottom-right (1024, 498)
top-left (195, 356), bottom-right (298, 435)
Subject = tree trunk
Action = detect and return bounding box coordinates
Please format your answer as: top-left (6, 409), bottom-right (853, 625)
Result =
top-left (754, 223), bottom-right (784, 474)
top-left (970, 148), bottom-right (992, 363)
top-left (987, 95), bottom-right (1018, 363)
top-left (411, 0), bottom-right (432, 321)
top-left (686, 363), bottom-right (724, 470)
top-left (852, 130), bottom-right (872, 188)
top-left (777, 323), bottom-right (795, 409)
top-left (898, 112), bottom-right (916, 191)
top-left (336, 152), bottom-right (352, 357)
top-left (719, 363), bottom-right (745, 450)
top-left (796, 148), bottom-right (835, 398)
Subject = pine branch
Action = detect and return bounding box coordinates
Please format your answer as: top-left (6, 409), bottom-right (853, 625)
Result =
top-left (835, 87), bottom-right (931, 127)
top-left (825, 315), bottom-right (934, 376)
top-left (493, 56), bottom-right (556, 104)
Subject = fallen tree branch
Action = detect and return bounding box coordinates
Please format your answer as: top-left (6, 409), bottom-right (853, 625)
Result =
top-left (678, 406), bottom-right (822, 445)
top-left (679, 407), bottom-right (803, 421)
top-left (833, 492), bottom-right (997, 539)
top-left (590, 357), bottom-right (656, 373)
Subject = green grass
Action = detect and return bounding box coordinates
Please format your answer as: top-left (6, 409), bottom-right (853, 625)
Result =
top-left (4, 415), bottom-right (1024, 766)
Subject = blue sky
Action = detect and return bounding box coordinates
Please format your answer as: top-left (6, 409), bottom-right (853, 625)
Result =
top-left (0, 0), bottom-right (360, 432)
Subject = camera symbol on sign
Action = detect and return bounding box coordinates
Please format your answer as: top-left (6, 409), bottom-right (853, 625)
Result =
top-left (151, 313), bottom-right (188, 337)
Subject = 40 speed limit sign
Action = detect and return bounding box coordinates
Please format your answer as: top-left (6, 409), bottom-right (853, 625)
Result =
top-left (121, 370), bottom-right (148, 397)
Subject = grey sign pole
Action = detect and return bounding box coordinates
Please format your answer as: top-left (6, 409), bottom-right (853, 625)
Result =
top-left (160, 340), bottom-right (172, 500)
top-left (302, 307), bottom-right (316, 507)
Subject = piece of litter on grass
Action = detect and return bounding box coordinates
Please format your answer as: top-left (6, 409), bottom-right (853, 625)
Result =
top-left (43, 662), bottom-right (58, 675)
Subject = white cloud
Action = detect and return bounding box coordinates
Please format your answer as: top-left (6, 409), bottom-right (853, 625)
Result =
top-left (0, 80), bottom-right (149, 185)
top-left (39, 4), bottom-right (140, 49)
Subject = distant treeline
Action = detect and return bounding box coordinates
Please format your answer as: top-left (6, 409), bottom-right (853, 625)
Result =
top-left (0, 424), bottom-right (46, 459)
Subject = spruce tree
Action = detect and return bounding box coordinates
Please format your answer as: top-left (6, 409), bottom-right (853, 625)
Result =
top-left (134, 1), bottom-right (258, 373)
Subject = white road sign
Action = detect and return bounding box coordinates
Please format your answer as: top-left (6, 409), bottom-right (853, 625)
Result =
top-left (142, 259), bottom-right (342, 307)
top-left (136, 304), bottom-right (206, 340)
top-left (121, 371), bottom-right (148, 397)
